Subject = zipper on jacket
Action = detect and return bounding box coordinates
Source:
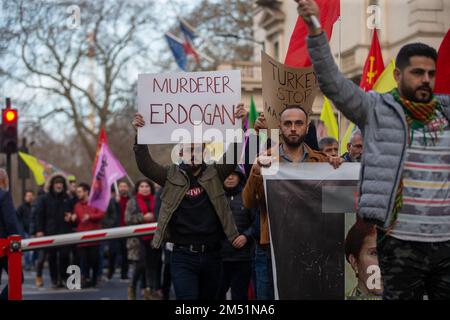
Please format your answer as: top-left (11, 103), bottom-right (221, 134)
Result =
top-left (384, 95), bottom-right (408, 228)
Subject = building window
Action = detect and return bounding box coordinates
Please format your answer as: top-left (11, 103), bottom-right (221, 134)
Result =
top-left (274, 41), bottom-right (279, 60)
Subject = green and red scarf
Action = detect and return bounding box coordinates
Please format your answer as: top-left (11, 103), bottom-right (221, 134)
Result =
top-left (388, 88), bottom-right (441, 229)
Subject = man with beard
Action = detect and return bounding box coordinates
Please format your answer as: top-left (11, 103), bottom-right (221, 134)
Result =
top-left (297, 0), bottom-right (450, 300)
top-left (34, 173), bottom-right (72, 288)
top-left (242, 105), bottom-right (341, 299)
top-left (342, 130), bottom-right (363, 162)
top-left (132, 104), bottom-right (247, 300)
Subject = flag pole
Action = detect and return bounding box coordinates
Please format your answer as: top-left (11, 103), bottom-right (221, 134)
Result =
top-left (337, 15), bottom-right (342, 150)
top-left (114, 180), bottom-right (119, 195)
top-left (125, 174), bottom-right (134, 187)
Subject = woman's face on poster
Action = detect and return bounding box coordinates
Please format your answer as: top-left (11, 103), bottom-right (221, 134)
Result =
top-left (351, 233), bottom-right (383, 296)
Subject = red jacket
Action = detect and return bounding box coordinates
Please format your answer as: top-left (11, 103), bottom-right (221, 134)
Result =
top-left (73, 201), bottom-right (105, 247)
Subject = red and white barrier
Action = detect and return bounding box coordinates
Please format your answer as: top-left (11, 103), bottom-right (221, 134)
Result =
top-left (21, 223), bottom-right (158, 251)
top-left (0, 223), bottom-right (158, 300)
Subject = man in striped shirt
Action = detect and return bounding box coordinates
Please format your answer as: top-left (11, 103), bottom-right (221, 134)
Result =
top-left (297, 0), bottom-right (450, 300)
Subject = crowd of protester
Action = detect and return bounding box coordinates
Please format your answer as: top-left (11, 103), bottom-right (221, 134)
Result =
top-left (2, 0), bottom-right (449, 301)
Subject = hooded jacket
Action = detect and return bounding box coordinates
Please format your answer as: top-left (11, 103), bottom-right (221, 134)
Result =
top-left (34, 173), bottom-right (72, 235)
top-left (221, 168), bottom-right (256, 261)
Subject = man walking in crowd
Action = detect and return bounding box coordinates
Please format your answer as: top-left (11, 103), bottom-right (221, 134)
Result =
top-left (218, 168), bottom-right (256, 300)
top-left (318, 136), bottom-right (339, 157)
top-left (298, 0), bottom-right (450, 299)
top-left (342, 130), bottom-right (363, 162)
top-left (71, 182), bottom-right (105, 288)
top-left (17, 190), bottom-right (34, 271)
top-left (34, 173), bottom-right (73, 288)
top-left (132, 104), bottom-right (247, 300)
top-left (243, 105), bottom-right (342, 299)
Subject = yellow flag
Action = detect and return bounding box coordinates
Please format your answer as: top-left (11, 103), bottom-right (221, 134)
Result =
top-left (18, 152), bottom-right (46, 185)
top-left (373, 59), bottom-right (397, 93)
top-left (340, 122), bottom-right (355, 156)
top-left (320, 96), bottom-right (339, 140)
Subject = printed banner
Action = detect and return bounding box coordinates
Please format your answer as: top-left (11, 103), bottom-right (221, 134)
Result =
top-left (263, 163), bottom-right (370, 300)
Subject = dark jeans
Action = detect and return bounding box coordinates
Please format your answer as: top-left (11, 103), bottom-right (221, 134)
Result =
top-left (170, 247), bottom-right (221, 300)
top-left (79, 246), bottom-right (100, 287)
top-left (377, 231), bottom-right (450, 300)
top-left (254, 244), bottom-right (274, 300)
top-left (107, 239), bottom-right (129, 279)
top-left (217, 260), bottom-right (252, 300)
top-left (47, 246), bottom-right (71, 285)
top-left (162, 248), bottom-right (172, 300)
top-left (131, 240), bottom-right (162, 291)
top-left (35, 250), bottom-right (46, 277)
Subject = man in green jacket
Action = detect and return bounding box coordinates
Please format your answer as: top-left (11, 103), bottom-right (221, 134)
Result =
top-left (132, 103), bottom-right (246, 300)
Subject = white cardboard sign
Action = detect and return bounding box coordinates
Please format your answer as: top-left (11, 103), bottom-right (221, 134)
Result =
top-left (138, 70), bottom-right (241, 144)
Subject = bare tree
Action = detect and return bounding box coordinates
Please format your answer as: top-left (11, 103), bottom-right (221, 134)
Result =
top-left (162, 0), bottom-right (254, 71)
top-left (1, 0), bottom-right (159, 160)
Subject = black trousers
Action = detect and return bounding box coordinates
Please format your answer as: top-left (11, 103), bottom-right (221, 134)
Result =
top-left (47, 246), bottom-right (71, 284)
top-left (79, 246), bottom-right (100, 287)
top-left (217, 260), bottom-right (252, 300)
top-left (131, 240), bottom-right (162, 291)
top-left (162, 248), bottom-right (172, 300)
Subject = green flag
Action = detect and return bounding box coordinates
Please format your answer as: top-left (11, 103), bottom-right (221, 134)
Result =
top-left (248, 95), bottom-right (258, 129)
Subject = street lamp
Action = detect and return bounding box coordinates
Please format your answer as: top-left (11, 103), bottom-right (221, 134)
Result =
top-left (216, 33), bottom-right (265, 52)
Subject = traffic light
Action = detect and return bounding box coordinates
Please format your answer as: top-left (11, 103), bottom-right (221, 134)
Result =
top-left (1, 107), bottom-right (18, 154)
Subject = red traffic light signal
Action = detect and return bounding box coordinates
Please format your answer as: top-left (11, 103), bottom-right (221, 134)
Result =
top-left (1, 108), bottom-right (18, 154)
top-left (4, 109), bottom-right (17, 123)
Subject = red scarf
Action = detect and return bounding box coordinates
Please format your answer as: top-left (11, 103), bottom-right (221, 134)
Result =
top-left (119, 195), bottom-right (129, 226)
top-left (136, 193), bottom-right (154, 215)
top-left (136, 193), bottom-right (155, 241)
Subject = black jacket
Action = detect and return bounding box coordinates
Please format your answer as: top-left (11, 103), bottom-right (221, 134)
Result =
top-left (0, 190), bottom-right (21, 238)
top-left (102, 198), bottom-right (121, 229)
top-left (221, 170), bottom-right (256, 262)
top-left (17, 202), bottom-right (32, 234)
top-left (34, 174), bottom-right (72, 235)
top-left (34, 192), bottom-right (72, 235)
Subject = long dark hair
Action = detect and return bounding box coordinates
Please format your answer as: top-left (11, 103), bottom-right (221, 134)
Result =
top-left (134, 178), bottom-right (155, 195)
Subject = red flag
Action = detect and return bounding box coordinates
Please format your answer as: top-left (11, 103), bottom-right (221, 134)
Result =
top-left (359, 29), bottom-right (385, 92)
top-left (285, 0), bottom-right (340, 67)
top-left (92, 127), bottom-right (108, 174)
top-left (435, 28), bottom-right (450, 94)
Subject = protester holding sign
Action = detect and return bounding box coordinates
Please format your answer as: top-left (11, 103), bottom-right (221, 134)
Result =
top-left (132, 103), bottom-right (247, 300)
top-left (298, 0), bottom-right (450, 300)
top-left (242, 105), bottom-right (342, 298)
